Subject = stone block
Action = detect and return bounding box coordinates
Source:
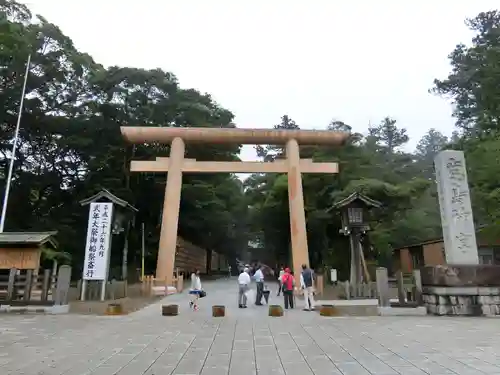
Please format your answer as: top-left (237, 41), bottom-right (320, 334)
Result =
top-left (378, 306), bottom-right (427, 316)
top-left (435, 304), bottom-right (450, 315)
top-left (162, 304), bottom-right (178, 316)
top-left (319, 305), bottom-right (338, 316)
top-left (268, 305), bottom-right (283, 317)
top-left (481, 305), bottom-right (491, 316)
top-left (54, 265), bottom-right (72, 305)
top-left (421, 265), bottom-right (500, 287)
top-left (477, 287), bottom-right (500, 296)
top-left (48, 304), bottom-right (69, 314)
top-left (489, 304), bottom-right (500, 315)
top-left (375, 267), bottom-right (390, 307)
top-left (212, 305), bottom-right (225, 317)
top-left (105, 303), bottom-right (124, 315)
top-left (424, 286), bottom-right (481, 296)
top-left (151, 286), bottom-right (177, 296)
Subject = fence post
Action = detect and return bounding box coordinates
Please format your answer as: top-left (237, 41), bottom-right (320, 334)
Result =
top-left (23, 270), bottom-right (33, 302)
top-left (376, 267), bottom-right (390, 307)
top-left (315, 274), bottom-right (324, 296)
top-left (395, 270), bottom-right (406, 304)
top-left (6, 268), bottom-right (17, 300)
top-left (109, 280), bottom-right (115, 300)
top-left (412, 269), bottom-right (423, 305)
top-left (344, 281), bottom-right (350, 300)
top-left (177, 274), bottom-right (183, 292)
top-left (41, 269), bottom-right (51, 301)
top-left (54, 266), bottom-right (72, 306)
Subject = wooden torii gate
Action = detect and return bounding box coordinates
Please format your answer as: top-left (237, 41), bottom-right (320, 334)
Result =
top-left (121, 127), bottom-right (349, 287)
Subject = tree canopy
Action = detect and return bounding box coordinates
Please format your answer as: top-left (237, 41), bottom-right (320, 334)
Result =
top-left (1, 2), bottom-right (500, 281)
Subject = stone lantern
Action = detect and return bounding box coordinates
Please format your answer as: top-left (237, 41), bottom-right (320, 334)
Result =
top-left (332, 192), bottom-right (381, 289)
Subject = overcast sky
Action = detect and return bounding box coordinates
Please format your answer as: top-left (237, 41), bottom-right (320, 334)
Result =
top-left (28, 1), bottom-right (498, 161)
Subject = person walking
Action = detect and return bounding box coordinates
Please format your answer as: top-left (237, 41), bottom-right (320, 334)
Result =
top-left (277, 266), bottom-right (285, 296)
top-left (300, 264), bottom-right (316, 311)
top-left (189, 269), bottom-right (202, 311)
top-left (253, 265), bottom-right (264, 305)
top-left (281, 267), bottom-right (295, 309)
top-left (238, 267), bottom-right (251, 308)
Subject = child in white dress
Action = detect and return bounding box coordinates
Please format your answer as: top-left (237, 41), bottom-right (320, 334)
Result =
top-left (189, 269), bottom-right (202, 311)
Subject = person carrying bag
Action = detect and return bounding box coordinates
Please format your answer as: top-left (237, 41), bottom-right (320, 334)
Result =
top-left (189, 269), bottom-right (203, 311)
top-left (281, 268), bottom-right (295, 309)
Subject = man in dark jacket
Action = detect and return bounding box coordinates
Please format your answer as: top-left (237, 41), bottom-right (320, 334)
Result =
top-left (300, 264), bottom-right (316, 311)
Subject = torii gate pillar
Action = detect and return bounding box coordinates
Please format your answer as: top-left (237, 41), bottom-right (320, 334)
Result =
top-left (156, 137), bottom-right (184, 284)
top-left (286, 139), bottom-right (310, 278)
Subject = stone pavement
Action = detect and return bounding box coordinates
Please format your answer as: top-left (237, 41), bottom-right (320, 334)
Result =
top-left (1, 279), bottom-right (500, 375)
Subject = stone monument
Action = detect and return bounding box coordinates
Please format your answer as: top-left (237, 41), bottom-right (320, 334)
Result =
top-left (434, 150), bottom-right (479, 264)
top-left (421, 150), bottom-right (500, 316)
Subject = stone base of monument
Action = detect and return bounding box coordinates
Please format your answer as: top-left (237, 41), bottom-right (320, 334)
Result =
top-left (421, 265), bottom-right (500, 316)
top-left (151, 286), bottom-right (177, 296)
top-left (0, 304), bottom-right (69, 314)
top-left (378, 306), bottom-right (427, 316)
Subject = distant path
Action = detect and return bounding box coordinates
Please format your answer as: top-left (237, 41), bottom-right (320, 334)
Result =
top-left (0, 278), bottom-right (498, 374)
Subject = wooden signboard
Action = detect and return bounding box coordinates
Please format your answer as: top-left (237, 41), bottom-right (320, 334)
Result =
top-left (0, 248), bottom-right (41, 270)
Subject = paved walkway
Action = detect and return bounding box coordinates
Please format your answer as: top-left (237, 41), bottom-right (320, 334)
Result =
top-left (1, 278), bottom-right (500, 375)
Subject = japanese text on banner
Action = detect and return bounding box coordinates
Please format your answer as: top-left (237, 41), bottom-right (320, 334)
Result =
top-left (82, 203), bottom-right (113, 280)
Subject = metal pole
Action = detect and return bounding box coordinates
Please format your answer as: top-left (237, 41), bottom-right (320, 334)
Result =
top-left (0, 54), bottom-right (31, 233)
top-left (141, 222), bottom-right (145, 280)
top-left (100, 204), bottom-right (115, 301)
top-left (80, 279), bottom-right (87, 301)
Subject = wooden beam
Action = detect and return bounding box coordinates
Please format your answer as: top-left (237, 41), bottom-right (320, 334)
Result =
top-left (130, 158), bottom-right (338, 174)
top-left (121, 126), bottom-right (350, 146)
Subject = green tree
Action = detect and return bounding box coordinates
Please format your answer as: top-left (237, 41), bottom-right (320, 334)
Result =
top-left (415, 128), bottom-right (449, 179)
top-left (255, 114), bottom-right (299, 161)
top-left (0, 0), bottom-right (249, 280)
top-left (432, 11), bottom-right (500, 135)
top-left (367, 117), bottom-right (409, 154)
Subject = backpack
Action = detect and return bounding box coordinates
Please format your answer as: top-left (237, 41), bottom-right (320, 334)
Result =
top-left (282, 274), bottom-right (293, 292)
top-left (302, 269), bottom-right (313, 288)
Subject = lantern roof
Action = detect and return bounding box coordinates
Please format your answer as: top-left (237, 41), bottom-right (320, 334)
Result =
top-left (79, 189), bottom-right (138, 212)
top-left (332, 192), bottom-right (381, 209)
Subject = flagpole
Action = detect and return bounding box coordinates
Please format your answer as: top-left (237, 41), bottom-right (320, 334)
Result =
top-left (0, 54), bottom-right (31, 233)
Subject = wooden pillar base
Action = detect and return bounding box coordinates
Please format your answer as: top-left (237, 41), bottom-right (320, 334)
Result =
top-left (105, 303), bottom-right (124, 315)
top-left (319, 304), bottom-right (339, 316)
top-left (212, 305), bottom-right (225, 317)
top-left (162, 304), bottom-right (179, 316)
top-left (268, 305), bottom-right (284, 317)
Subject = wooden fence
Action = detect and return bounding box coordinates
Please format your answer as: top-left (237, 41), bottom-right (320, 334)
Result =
top-left (141, 273), bottom-right (184, 296)
top-left (0, 266), bottom-right (72, 306)
top-left (335, 281), bottom-right (379, 299)
top-left (326, 271), bottom-right (420, 301)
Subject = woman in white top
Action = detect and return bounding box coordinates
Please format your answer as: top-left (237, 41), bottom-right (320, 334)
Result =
top-left (189, 269), bottom-right (202, 311)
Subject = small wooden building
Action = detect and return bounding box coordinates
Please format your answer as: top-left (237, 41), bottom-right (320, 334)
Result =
top-left (393, 230), bottom-right (500, 273)
top-left (0, 232), bottom-right (58, 271)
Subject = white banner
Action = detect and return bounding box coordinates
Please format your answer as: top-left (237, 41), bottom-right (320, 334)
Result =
top-left (82, 202), bottom-right (113, 280)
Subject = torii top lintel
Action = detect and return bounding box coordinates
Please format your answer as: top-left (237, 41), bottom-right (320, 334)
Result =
top-left (120, 126), bottom-right (350, 146)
